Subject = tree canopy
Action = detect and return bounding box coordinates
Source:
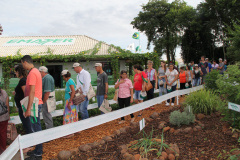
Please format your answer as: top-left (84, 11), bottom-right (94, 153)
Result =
top-left (132, 0), bottom-right (240, 64)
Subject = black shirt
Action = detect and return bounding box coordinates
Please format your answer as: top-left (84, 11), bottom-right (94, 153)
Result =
top-left (14, 77), bottom-right (26, 108)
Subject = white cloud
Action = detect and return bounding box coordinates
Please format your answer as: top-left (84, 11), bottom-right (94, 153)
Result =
top-left (0, 0), bottom-right (203, 52)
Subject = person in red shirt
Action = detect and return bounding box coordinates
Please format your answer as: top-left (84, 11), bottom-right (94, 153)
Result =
top-left (133, 64), bottom-right (147, 104)
top-left (21, 55), bottom-right (43, 159)
top-left (179, 66), bottom-right (189, 90)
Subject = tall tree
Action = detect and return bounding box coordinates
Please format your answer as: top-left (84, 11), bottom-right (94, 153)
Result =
top-left (131, 0), bottom-right (195, 63)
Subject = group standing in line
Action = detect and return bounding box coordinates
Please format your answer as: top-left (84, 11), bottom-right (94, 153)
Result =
top-left (0, 54), bottom-right (228, 157)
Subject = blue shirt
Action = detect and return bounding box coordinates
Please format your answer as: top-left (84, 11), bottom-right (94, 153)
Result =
top-left (208, 63), bottom-right (212, 72)
top-left (65, 78), bottom-right (76, 100)
top-left (224, 65), bottom-right (227, 71)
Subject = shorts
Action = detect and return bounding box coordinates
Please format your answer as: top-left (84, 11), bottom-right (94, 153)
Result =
top-left (134, 90), bottom-right (143, 100)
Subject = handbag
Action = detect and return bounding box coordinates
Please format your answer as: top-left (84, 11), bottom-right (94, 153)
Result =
top-left (0, 100), bottom-right (8, 116)
top-left (7, 123), bottom-right (18, 142)
top-left (72, 87), bottom-right (85, 105)
top-left (20, 96), bottom-right (39, 123)
top-left (113, 79), bottom-right (120, 101)
top-left (113, 89), bottom-right (118, 101)
top-left (87, 84), bottom-right (96, 100)
top-left (140, 91), bottom-right (147, 99)
top-left (47, 91), bottom-right (56, 112)
top-left (159, 80), bottom-right (164, 87)
top-left (167, 85), bottom-right (172, 92)
top-left (141, 73), bottom-right (153, 91)
top-left (99, 99), bottom-right (112, 113)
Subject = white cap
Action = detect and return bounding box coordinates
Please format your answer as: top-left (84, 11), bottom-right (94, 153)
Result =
top-left (72, 63), bottom-right (80, 68)
top-left (194, 64), bottom-right (198, 67)
top-left (95, 63), bottom-right (102, 67)
top-left (61, 70), bottom-right (68, 76)
top-left (39, 66), bottom-right (48, 73)
top-left (219, 58), bottom-right (222, 61)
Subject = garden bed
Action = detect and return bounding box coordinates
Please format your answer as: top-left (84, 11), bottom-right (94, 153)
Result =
top-left (65, 106), bottom-right (239, 160)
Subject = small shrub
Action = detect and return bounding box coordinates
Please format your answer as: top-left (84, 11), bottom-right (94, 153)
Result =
top-left (205, 70), bottom-right (220, 90)
top-left (183, 89), bottom-right (225, 115)
top-left (169, 106), bottom-right (195, 126)
top-left (169, 110), bottom-right (182, 126)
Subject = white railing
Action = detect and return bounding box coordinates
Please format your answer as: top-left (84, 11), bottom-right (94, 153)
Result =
top-left (1, 85), bottom-right (203, 160)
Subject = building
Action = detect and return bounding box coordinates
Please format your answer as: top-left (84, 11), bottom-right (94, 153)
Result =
top-left (0, 35), bottom-right (128, 88)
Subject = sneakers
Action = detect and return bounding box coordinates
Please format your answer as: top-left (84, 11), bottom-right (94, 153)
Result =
top-left (25, 155), bottom-right (42, 160)
top-left (171, 103), bottom-right (174, 106)
top-left (166, 103), bottom-right (170, 106)
top-left (26, 151), bottom-right (42, 160)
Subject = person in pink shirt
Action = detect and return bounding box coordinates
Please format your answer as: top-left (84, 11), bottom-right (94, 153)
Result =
top-left (21, 55), bottom-right (43, 159)
top-left (115, 70), bottom-right (134, 124)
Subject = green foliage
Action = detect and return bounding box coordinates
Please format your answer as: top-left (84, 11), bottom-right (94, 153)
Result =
top-left (169, 106), bottom-right (195, 126)
top-left (183, 89), bottom-right (225, 115)
top-left (131, 0), bottom-right (195, 63)
top-left (227, 21), bottom-right (240, 62)
top-left (131, 128), bottom-right (170, 158)
top-left (205, 70), bottom-right (220, 90)
top-left (216, 65), bottom-right (240, 104)
top-left (216, 65), bottom-right (240, 129)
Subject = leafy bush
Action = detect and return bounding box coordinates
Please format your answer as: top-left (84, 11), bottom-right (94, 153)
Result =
top-left (169, 106), bottom-right (195, 126)
top-left (216, 65), bottom-right (240, 129)
top-left (216, 65), bottom-right (240, 104)
top-left (205, 70), bottom-right (220, 90)
top-left (183, 89), bottom-right (225, 115)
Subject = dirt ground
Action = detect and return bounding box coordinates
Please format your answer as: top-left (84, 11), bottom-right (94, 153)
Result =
top-left (42, 98), bottom-right (181, 160)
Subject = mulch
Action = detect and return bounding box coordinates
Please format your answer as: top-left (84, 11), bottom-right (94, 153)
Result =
top-left (42, 98), bottom-right (179, 160)
top-left (71, 103), bottom-right (239, 159)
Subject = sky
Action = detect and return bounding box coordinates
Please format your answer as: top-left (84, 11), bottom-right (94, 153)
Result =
top-left (0, 0), bottom-right (203, 59)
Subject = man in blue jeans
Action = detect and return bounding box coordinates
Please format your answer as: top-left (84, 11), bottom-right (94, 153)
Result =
top-left (21, 55), bottom-right (43, 160)
top-left (73, 63), bottom-right (90, 119)
top-left (95, 63), bottom-right (108, 114)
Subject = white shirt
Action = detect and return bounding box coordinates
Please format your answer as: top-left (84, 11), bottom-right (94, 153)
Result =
top-left (76, 69), bottom-right (91, 96)
top-left (165, 69), bottom-right (178, 86)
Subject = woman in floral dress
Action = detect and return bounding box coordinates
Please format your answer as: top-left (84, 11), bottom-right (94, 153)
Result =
top-left (61, 70), bottom-right (78, 125)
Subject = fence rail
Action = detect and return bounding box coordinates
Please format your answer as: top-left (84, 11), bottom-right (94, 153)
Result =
top-left (1, 85), bottom-right (203, 160)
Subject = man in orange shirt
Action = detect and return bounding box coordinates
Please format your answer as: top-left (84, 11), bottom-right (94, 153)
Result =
top-left (21, 55), bottom-right (43, 159)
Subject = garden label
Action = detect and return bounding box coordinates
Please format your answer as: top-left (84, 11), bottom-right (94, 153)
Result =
top-left (228, 102), bottom-right (240, 112)
top-left (139, 118), bottom-right (145, 131)
top-left (3, 38), bottom-right (76, 46)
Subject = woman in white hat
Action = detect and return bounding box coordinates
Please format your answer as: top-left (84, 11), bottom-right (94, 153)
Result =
top-left (61, 70), bottom-right (78, 126)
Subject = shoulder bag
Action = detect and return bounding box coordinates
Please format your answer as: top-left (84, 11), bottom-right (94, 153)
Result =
top-left (87, 84), bottom-right (96, 100)
top-left (141, 72), bottom-right (153, 91)
top-left (72, 87), bottom-right (85, 105)
top-left (20, 96), bottom-right (39, 124)
top-left (0, 100), bottom-right (8, 116)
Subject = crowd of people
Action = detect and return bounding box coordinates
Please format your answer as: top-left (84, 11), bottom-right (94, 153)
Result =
top-left (0, 55), bottom-right (228, 159)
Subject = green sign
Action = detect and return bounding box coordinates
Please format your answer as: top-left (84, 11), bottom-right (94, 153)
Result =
top-left (228, 102), bottom-right (240, 112)
top-left (3, 38), bottom-right (76, 46)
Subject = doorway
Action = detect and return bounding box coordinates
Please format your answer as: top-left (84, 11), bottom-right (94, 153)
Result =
top-left (46, 65), bottom-right (63, 88)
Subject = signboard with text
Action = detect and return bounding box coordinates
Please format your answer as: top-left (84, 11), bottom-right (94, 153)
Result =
top-left (228, 102), bottom-right (240, 112)
top-left (3, 38), bottom-right (76, 46)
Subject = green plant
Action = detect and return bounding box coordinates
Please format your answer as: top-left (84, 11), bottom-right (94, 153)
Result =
top-left (183, 89), bottom-right (225, 115)
top-left (216, 65), bottom-right (240, 129)
top-left (130, 128), bottom-right (171, 158)
top-left (169, 106), bottom-right (195, 126)
top-left (205, 70), bottom-right (220, 90)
